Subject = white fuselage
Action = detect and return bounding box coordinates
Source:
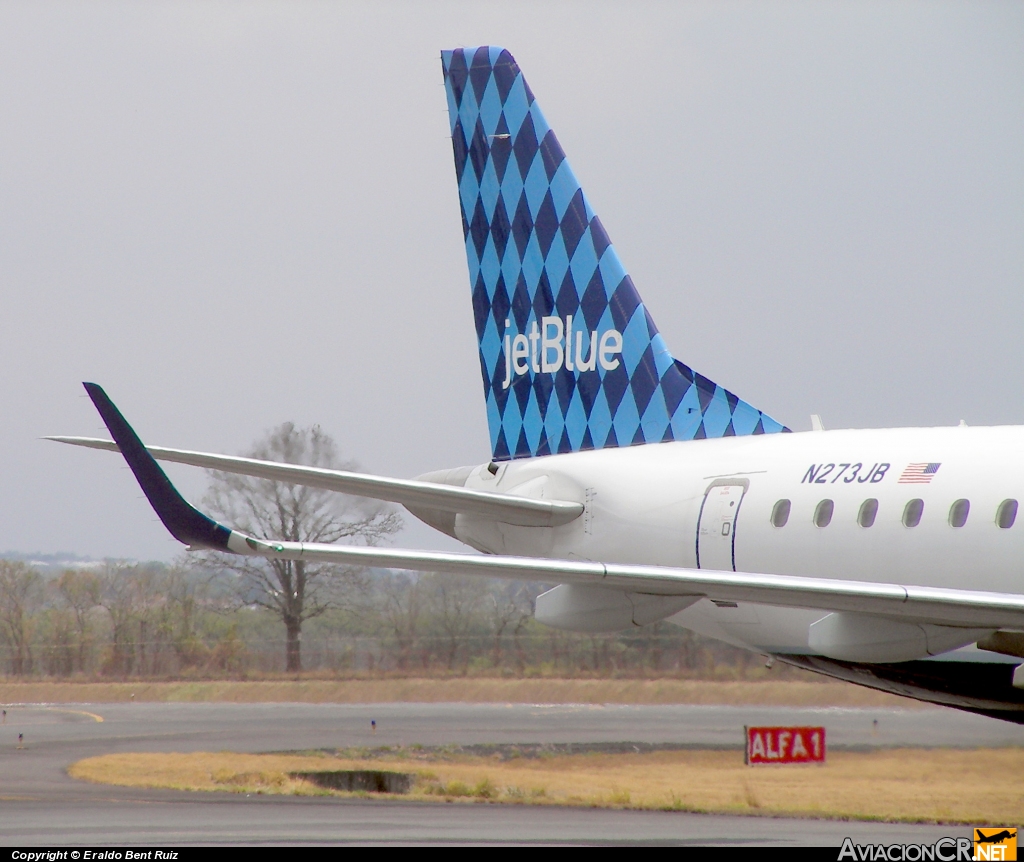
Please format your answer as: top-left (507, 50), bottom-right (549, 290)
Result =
top-left (454, 425), bottom-right (1024, 657)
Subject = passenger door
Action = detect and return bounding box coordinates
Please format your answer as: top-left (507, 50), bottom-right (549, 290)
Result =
top-left (696, 479), bottom-right (749, 572)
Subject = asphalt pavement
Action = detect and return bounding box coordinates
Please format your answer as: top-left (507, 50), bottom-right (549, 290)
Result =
top-left (2, 701), bottom-right (1018, 845)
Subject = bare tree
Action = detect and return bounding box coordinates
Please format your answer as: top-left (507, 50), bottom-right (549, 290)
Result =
top-left (98, 561), bottom-right (152, 676)
top-left (375, 571), bottom-right (426, 670)
top-left (57, 569), bottom-right (102, 673)
top-left (163, 568), bottom-right (209, 670)
top-left (0, 560), bottom-right (42, 675)
top-left (426, 573), bottom-right (487, 672)
top-left (41, 604), bottom-right (77, 676)
top-left (507, 588), bottom-right (541, 673)
top-left (200, 423), bottom-right (401, 672)
top-left (487, 580), bottom-right (537, 670)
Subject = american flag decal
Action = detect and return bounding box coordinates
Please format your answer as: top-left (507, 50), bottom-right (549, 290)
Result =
top-left (898, 463), bottom-right (941, 484)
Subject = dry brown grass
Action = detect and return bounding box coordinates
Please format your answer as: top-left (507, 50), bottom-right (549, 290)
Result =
top-left (68, 747), bottom-right (1023, 823)
top-left (0, 678), bottom-right (920, 707)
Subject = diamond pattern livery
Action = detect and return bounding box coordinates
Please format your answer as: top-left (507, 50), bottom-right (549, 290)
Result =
top-left (442, 47), bottom-right (788, 461)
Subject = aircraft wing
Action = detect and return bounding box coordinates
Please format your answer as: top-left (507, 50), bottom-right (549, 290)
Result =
top-left (66, 381), bottom-right (1024, 633)
top-left (215, 539), bottom-right (1024, 629)
top-left (47, 429), bottom-right (582, 530)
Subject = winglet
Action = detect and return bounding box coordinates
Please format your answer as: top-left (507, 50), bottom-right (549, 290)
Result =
top-left (82, 382), bottom-right (232, 550)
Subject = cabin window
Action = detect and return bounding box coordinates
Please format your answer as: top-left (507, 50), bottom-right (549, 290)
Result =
top-left (949, 499), bottom-right (970, 528)
top-left (771, 499), bottom-right (791, 528)
top-left (903, 498), bottom-right (924, 528)
top-left (814, 499), bottom-right (834, 528)
top-left (997, 499), bottom-right (1018, 529)
top-left (858, 498), bottom-right (878, 528)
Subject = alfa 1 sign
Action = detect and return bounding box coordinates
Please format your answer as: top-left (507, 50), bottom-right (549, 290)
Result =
top-left (745, 726), bottom-right (825, 764)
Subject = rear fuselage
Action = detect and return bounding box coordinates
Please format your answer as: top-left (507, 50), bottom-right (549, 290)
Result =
top-left (454, 425), bottom-right (1024, 656)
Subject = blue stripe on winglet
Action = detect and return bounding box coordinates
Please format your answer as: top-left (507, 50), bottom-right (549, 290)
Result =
top-left (82, 382), bottom-right (232, 550)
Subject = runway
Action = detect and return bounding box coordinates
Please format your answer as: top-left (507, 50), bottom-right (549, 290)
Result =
top-left (3, 701), bottom-right (1020, 844)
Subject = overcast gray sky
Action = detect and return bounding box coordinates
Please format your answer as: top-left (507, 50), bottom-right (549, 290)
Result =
top-left (1, 1), bottom-right (1022, 561)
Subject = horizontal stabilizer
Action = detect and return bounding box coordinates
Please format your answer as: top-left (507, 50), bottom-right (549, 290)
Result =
top-left (48, 436), bottom-right (582, 529)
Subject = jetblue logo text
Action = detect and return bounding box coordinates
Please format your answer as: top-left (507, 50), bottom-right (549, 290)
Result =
top-left (501, 317), bottom-right (623, 389)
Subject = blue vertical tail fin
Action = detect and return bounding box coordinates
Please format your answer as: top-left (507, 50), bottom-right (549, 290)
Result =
top-left (441, 47), bottom-right (787, 461)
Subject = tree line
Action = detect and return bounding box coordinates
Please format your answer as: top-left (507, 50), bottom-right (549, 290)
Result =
top-left (0, 558), bottom-right (777, 679)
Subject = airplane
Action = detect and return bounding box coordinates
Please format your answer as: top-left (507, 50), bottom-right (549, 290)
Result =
top-left (975, 831), bottom-right (1016, 846)
top-left (50, 46), bottom-right (1024, 724)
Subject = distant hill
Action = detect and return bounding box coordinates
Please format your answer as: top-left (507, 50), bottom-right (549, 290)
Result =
top-left (0, 550), bottom-right (106, 573)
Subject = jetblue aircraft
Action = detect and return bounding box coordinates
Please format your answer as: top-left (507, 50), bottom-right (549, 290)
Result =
top-left (51, 47), bottom-right (1024, 723)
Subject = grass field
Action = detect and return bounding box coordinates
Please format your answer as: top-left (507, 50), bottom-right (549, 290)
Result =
top-left (68, 747), bottom-right (1021, 823)
top-left (0, 678), bottom-right (922, 707)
